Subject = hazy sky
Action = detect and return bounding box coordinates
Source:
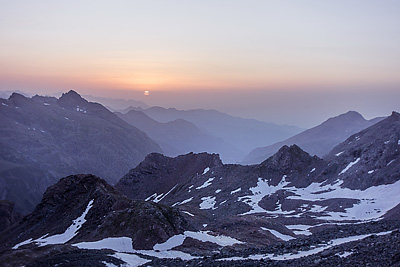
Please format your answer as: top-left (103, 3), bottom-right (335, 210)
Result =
top-left (1, 1), bottom-right (400, 127)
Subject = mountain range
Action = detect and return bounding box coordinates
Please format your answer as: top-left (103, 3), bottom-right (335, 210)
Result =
top-left (243, 111), bottom-right (384, 164)
top-left (133, 106), bottom-right (303, 160)
top-left (117, 110), bottom-right (242, 162)
top-left (1, 89), bottom-right (400, 266)
top-left (0, 90), bottom-right (160, 213)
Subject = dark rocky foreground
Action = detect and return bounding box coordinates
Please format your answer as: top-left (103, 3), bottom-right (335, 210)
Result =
top-left (144, 220), bottom-right (400, 267)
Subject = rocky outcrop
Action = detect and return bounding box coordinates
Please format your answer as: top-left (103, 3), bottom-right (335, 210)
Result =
top-left (0, 174), bottom-right (189, 251)
top-left (0, 201), bottom-right (21, 233)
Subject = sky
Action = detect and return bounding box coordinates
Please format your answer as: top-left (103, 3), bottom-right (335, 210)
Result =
top-left (1, 0), bottom-right (400, 127)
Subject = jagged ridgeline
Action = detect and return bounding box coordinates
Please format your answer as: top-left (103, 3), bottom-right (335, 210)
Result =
top-left (0, 91), bottom-right (161, 214)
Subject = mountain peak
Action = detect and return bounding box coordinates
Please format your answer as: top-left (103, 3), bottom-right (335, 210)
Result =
top-left (58, 90), bottom-right (86, 103)
top-left (326, 110), bottom-right (365, 124)
top-left (390, 111), bottom-right (400, 119)
top-left (261, 144), bottom-right (318, 172)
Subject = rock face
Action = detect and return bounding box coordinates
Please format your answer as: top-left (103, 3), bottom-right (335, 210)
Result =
top-left (0, 201), bottom-right (21, 233)
top-left (117, 110), bottom-right (242, 162)
top-left (0, 91), bottom-right (161, 213)
top-left (243, 111), bottom-right (383, 164)
top-left (0, 174), bottom-right (188, 251)
top-left (324, 111), bottom-right (400, 190)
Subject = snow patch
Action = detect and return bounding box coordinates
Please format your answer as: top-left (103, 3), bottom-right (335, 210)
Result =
top-left (43, 103), bottom-right (50, 106)
top-left (286, 225), bottom-right (313, 236)
top-left (147, 184), bottom-right (177, 203)
top-left (110, 252), bottom-right (150, 267)
top-left (74, 236), bottom-right (197, 260)
top-left (153, 234), bottom-right (185, 251)
top-left (215, 189), bottom-right (221, 194)
top-left (239, 175), bottom-right (289, 215)
top-left (368, 170), bottom-right (375, 174)
top-left (196, 177), bottom-right (215, 190)
top-left (13, 200), bottom-right (94, 249)
top-left (218, 230), bottom-right (394, 261)
top-left (153, 231), bottom-right (243, 252)
top-left (230, 188), bottom-right (241, 194)
top-left (261, 227), bottom-right (295, 241)
top-left (335, 151), bottom-right (344, 156)
top-left (339, 158), bottom-right (360, 175)
top-left (310, 168), bottom-right (316, 173)
top-left (182, 211), bottom-right (195, 217)
top-left (199, 196), bottom-right (216, 210)
top-left (172, 197), bottom-right (193, 207)
top-left (202, 167), bottom-right (210, 174)
top-left (1, 103), bottom-right (8, 106)
top-left (387, 159), bottom-right (395, 166)
top-left (337, 251), bottom-right (353, 258)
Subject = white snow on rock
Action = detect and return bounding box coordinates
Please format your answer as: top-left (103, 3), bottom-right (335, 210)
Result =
top-left (182, 211), bottom-right (195, 217)
top-left (146, 184), bottom-right (177, 203)
top-left (13, 200), bottom-right (94, 249)
top-left (215, 189), bottom-right (221, 193)
top-left (199, 196), bottom-right (216, 210)
top-left (310, 168), bottom-right (316, 173)
top-left (110, 252), bottom-right (150, 267)
top-left (398, 140), bottom-right (400, 145)
top-left (368, 170), bottom-right (375, 174)
top-left (239, 175), bottom-right (289, 215)
top-left (285, 225), bottom-right (313, 236)
top-left (337, 251), bottom-right (353, 258)
top-left (230, 188), bottom-right (241, 194)
top-left (153, 234), bottom-right (186, 251)
top-left (261, 227), bottom-right (295, 241)
top-left (75, 237), bottom-right (134, 252)
top-left (1, 103), bottom-right (8, 106)
top-left (335, 151), bottom-right (344, 156)
top-left (43, 103), bottom-right (50, 106)
top-left (196, 177), bottom-right (215, 190)
top-left (153, 231), bottom-right (243, 252)
top-left (339, 158), bottom-right (360, 175)
top-left (218, 230), bottom-right (394, 261)
top-left (202, 167), bottom-right (210, 175)
top-left (73, 236), bottom-right (197, 260)
top-left (387, 159), bottom-right (395, 166)
top-left (172, 197), bottom-right (193, 207)
top-left (286, 179), bottom-right (400, 221)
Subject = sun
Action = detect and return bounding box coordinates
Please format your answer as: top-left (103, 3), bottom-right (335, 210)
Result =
top-left (144, 90), bottom-right (150, 96)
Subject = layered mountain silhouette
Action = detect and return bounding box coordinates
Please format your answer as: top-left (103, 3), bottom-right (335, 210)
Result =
top-left (133, 106), bottom-right (303, 160)
top-left (117, 110), bottom-right (242, 162)
top-left (0, 91), bottom-right (161, 213)
top-left (243, 111), bottom-right (383, 164)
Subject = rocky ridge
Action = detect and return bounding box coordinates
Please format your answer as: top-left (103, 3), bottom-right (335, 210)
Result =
top-left (0, 91), bottom-right (161, 213)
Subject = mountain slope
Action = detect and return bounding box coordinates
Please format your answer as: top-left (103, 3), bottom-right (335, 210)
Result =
top-left (117, 110), bottom-right (242, 162)
top-left (0, 174), bottom-right (188, 251)
top-left (0, 91), bottom-right (161, 213)
top-left (116, 112), bottom-right (400, 245)
top-left (243, 111), bottom-right (383, 164)
top-left (135, 106), bottom-right (303, 159)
